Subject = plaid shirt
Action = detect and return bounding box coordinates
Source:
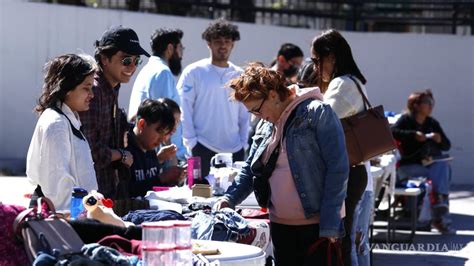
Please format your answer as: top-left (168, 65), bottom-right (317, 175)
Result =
top-left (79, 73), bottom-right (128, 198)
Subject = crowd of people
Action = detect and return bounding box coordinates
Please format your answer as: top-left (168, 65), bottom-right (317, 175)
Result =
top-left (25, 18), bottom-right (453, 266)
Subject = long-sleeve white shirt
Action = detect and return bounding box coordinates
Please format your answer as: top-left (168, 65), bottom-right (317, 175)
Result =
top-left (26, 104), bottom-right (98, 211)
top-left (177, 58), bottom-right (249, 154)
top-left (324, 74), bottom-right (368, 119)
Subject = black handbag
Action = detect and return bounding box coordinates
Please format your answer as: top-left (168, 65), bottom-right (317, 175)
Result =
top-left (253, 145), bottom-right (281, 208)
top-left (341, 76), bottom-right (396, 165)
top-left (252, 109), bottom-right (297, 208)
top-left (14, 198), bottom-right (85, 263)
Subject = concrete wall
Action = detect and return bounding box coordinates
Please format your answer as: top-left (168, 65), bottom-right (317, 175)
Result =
top-left (1, 1), bottom-right (473, 184)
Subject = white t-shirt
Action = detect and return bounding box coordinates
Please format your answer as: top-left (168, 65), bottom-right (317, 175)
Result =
top-left (26, 104), bottom-right (98, 211)
top-left (177, 58), bottom-right (249, 154)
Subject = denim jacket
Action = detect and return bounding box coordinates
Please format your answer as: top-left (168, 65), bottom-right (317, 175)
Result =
top-left (223, 99), bottom-right (349, 237)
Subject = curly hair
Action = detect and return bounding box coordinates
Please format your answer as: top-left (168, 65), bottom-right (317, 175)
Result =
top-left (202, 18), bottom-right (240, 42)
top-left (36, 54), bottom-right (98, 114)
top-left (229, 62), bottom-right (291, 103)
top-left (150, 28), bottom-right (183, 56)
top-left (407, 89), bottom-right (434, 114)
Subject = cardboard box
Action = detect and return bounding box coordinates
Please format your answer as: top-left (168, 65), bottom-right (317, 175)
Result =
top-left (192, 184), bottom-right (212, 198)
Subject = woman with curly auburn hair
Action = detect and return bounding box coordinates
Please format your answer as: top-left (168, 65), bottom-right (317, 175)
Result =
top-left (392, 89), bottom-right (454, 234)
top-left (26, 54), bottom-right (99, 211)
top-left (215, 63), bottom-right (349, 265)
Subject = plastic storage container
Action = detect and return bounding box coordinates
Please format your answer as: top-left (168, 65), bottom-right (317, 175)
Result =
top-left (142, 221), bottom-right (176, 266)
top-left (173, 220), bottom-right (192, 266)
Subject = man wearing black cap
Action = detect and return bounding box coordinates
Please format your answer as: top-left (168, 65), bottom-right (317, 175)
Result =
top-left (80, 26), bottom-right (150, 199)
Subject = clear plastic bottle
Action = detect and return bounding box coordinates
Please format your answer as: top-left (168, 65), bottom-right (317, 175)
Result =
top-left (70, 187), bottom-right (88, 220)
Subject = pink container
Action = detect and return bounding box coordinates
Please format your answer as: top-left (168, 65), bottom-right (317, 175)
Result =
top-left (152, 186), bottom-right (171, 192)
top-left (142, 221), bottom-right (176, 266)
top-left (173, 221), bottom-right (192, 248)
top-left (187, 157), bottom-right (201, 188)
top-left (142, 246), bottom-right (175, 266)
top-left (142, 221), bottom-right (175, 249)
top-left (173, 221), bottom-right (192, 266)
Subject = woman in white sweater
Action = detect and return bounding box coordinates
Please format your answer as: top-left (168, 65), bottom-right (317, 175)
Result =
top-left (311, 29), bottom-right (371, 266)
top-left (26, 54), bottom-right (98, 211)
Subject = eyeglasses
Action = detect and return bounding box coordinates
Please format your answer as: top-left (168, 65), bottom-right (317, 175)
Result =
top-left (249, 97), bottom-right (266, 115)
top-left (420, 98), bottom-right (434, 106)
top-left (310, 57), bottom-right (320, 65)
top-left (121, 56), bottom-right (142, 66)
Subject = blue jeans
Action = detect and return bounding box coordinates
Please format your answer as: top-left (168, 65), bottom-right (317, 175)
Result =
top-left (351, 190), bottom-right (374, 266)
top-left (191, 208), bottom-right (251, 241)
top-left (397, 161), bottom-right (451, 195)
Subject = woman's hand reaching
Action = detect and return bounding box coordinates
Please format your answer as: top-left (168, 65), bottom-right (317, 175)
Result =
top-left (214, 199), bottom-right (231, 211)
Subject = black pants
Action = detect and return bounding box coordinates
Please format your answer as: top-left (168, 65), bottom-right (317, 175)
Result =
top-left (271, 222), bottom-right (341, 266)
top-left (342, 165), bottom-right (368, 266)
top-left (191, 142), bottom-right (245, 180)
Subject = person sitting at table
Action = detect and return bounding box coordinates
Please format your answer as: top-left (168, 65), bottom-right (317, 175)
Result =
top-left (125, 99), bottom-right (185, 198)
top-left (26, 54), bottom-right (99, 211)
top-left (392, 89), bottom-right (454, 234)
top-left (157, 97), bottom-right (184, 168)
top-left (215, 63), bottom-right (349, 265)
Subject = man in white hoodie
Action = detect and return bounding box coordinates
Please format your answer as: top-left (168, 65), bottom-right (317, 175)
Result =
top-left (177, 19), bottom-right (249, 178)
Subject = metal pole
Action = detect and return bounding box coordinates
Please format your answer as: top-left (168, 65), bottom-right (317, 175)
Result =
top-left (452, 4), bottom-right (458, 35)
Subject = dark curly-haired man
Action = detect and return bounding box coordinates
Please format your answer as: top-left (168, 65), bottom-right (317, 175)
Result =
top-left (177, 19), bottom-right (249, 179)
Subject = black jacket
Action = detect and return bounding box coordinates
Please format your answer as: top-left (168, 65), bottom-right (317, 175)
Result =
top-left (392, 114), bottom-right (450, 165)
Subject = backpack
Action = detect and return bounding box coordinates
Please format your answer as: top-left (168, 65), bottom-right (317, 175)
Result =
top-left (13, 197), bottom-right (85, 263)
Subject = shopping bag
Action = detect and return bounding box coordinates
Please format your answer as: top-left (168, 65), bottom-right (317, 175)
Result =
top-left (341, 76), bottom-right (396, 165)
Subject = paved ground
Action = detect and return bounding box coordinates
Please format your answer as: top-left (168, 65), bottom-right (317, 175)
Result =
top-left (1, 177), bottom-right (473, 265)
top-left (372, 184), bottom-right (474, 266)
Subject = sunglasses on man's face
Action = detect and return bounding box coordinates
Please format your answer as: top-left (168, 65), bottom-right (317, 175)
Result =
top-left (121, 56), bottom-right (142, 66)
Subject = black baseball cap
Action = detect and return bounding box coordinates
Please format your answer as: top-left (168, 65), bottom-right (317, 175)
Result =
top-left (98, 26), bottom-right (150, 57)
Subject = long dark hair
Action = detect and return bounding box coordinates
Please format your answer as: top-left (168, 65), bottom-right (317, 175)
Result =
top-left (36, 54), bottom-right (97, 114)
top-left (312, 29), bottom-right (366, 85)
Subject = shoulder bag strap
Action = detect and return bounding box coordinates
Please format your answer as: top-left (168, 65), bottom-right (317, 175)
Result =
top-left (29, 185), bottom-right (45, 208)
top-left (348, 76), bottom-right (371, 110)
top-left (51, 106), bottom-right (86, 141)
top-left (13, 208), bottom-right (35, 241)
